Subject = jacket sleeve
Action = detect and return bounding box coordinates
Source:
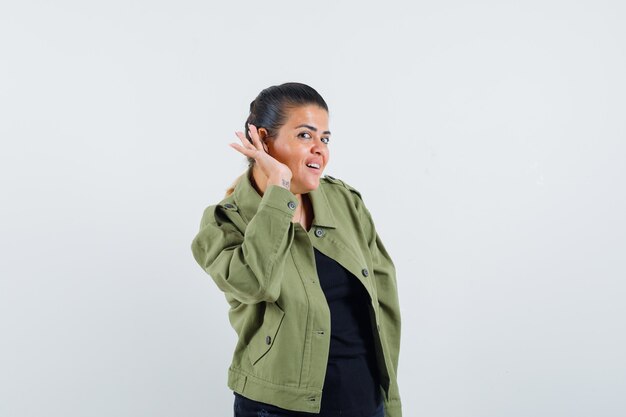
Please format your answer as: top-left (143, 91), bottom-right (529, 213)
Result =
top-left (190, 185), bottom-right (298, 304)
top-left (357, 194), bottom-right (403, 417)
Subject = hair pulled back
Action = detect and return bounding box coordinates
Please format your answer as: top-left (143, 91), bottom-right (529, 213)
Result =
top-left (244, 82), bottom-right (328, 167)
top-left (225, 82), bottom-right (328, 196)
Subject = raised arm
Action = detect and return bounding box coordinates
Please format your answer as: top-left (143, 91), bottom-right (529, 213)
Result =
top-left (191, 184), bottom-right (298, 304)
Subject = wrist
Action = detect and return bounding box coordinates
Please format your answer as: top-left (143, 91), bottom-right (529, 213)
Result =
top-left (267, 175), bottom-right (292, 190)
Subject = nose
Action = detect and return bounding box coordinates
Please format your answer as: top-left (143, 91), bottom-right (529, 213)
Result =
top-left (311, 138), bottom-right (327, 154)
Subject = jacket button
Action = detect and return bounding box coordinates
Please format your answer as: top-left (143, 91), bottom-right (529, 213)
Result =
top-left (362, 268), bottom-right (369, 277)
top-left (287, 201), bottom-right (296, 210)
top-left (314, 228), bottom-right (325, 237)
top-left (223, 203), bottom-right (236, 210)
top-left (265, 336), bottom-right (272, 345)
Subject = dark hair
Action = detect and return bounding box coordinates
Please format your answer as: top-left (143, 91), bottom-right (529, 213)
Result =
top-left (244, 82), bottom-right (328, 166)
top-left (224, 83), bottom-right (328, 196)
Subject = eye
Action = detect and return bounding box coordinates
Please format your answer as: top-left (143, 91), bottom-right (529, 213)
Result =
top-left (298, 132), bottom-right (312, 139)
top-left (321, 137), bottom-right (330, 144)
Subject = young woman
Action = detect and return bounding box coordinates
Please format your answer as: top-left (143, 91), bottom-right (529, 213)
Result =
top-left (191, 83), bottom-right (402, 417)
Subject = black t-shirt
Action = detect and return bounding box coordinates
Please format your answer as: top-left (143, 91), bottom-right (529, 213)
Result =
top-left (314, 247), bottom-right (382, 416)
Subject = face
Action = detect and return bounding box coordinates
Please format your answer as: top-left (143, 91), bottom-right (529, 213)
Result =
top-left (262, 105), bottom-right (331, 194)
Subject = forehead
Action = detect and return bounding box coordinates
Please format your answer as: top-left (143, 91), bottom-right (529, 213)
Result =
top-left (283, 105), bottom-right (329, 129)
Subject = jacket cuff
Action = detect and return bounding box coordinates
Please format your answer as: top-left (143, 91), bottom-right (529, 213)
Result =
top-left (384, 399), bottom-right (402, 417)
top-left (258, 185), bottom-right (299, 216)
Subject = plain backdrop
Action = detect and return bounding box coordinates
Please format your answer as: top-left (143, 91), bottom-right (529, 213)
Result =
top-left (1, 1), bottom-right (625, 416)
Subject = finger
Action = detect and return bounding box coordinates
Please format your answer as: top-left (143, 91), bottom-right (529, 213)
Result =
top-left (234, 131), bottom-right (253, 148)
top-left (247, 124), bottom-right (265, 150)
top-left (234, 130), bottom-right (247, 142)
top-left (229, 142), bottom-right (256, 158)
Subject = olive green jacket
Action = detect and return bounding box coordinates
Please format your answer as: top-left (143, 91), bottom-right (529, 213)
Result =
top-left (191, 169), bottom-right (402, 416)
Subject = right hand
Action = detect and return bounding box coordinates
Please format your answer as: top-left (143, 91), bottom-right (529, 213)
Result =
top-left (230, 124), bottom-right (293, 188)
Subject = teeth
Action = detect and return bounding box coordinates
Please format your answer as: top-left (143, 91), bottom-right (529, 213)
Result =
top-left (306, 163), bottom-right (320, 169)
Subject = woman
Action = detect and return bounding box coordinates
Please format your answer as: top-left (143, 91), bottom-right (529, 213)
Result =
top-left (191, 83), bottom-right (402, 417)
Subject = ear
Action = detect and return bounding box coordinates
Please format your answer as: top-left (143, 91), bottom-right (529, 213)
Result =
top-left (258, 128), bottom-right (270, 153)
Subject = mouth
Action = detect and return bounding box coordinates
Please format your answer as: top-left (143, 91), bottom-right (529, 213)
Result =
top-left (305, 162), bottom-right (322, 174)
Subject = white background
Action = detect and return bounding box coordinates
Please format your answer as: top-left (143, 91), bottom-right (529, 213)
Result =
top-left (1, 1), bottom-right (625, 416)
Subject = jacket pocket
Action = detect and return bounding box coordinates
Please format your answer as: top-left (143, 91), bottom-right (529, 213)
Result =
top-left (247, 302), bottom-right (285, 366)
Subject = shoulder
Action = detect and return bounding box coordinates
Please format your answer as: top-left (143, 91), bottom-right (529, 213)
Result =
top-left (319, 174), bottom-right (375, 233)
top-left (319, 174), bottom-right (364, 201)
top-left (197, 194), bottom-right (240, 230)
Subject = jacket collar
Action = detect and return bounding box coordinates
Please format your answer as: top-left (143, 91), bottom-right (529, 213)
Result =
top-left (233, 167), bottom-right (337, 229)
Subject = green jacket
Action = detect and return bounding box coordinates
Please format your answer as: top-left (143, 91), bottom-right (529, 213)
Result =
top-left (191, 168), bottom-right (402, 416)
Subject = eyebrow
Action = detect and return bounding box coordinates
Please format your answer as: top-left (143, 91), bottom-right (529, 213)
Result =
top-left (295, 124), bottom-right (331, 135)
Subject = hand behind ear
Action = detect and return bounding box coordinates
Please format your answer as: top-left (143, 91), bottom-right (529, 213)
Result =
top-left (230, 124), bottom-right (292, 185)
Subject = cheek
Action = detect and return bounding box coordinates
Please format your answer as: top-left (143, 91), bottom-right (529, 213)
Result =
top-left (269, 144), bottom-right (290, 159)
top-left (275, 148), bottom-right (302, 166)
